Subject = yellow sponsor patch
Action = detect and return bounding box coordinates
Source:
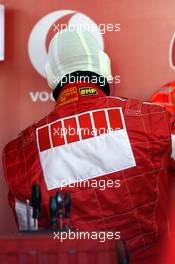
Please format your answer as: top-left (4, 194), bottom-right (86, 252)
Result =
top-left (58, 87), bottom-right (78, 106)
top-left (79, 87), bottom-right (98, 96)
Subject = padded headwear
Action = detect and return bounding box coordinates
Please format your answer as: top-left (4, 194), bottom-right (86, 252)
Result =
top-left (45, 29), bottom-right (111, 90)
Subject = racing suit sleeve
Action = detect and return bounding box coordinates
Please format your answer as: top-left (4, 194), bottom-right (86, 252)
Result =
top-left (2, 132), bottom-right (35, 231)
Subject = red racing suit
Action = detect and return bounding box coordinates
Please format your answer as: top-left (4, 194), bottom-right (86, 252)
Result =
top-left (2, 82), bottom-right (175, 263)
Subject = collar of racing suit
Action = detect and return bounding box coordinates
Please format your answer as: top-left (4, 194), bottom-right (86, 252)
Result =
top-left (55, 82), bottom-right (108, 108)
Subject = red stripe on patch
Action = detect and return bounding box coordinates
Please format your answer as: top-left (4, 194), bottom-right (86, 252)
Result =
top-left (78, 113), bottom-right (93, 140)
top-left (64, 117), bottom-right (79, 144)
top-left (37, 126), bottom-right (51, 152)
top-left (108, 109), bottom-right (123, 131)
top-left (93, 110), bottom-right (108, 135)
top-left (51, 121), bottom-right (65, 147)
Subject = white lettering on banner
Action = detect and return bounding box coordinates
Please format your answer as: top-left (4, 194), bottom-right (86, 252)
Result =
top-left (36, 107), bottom-right (136, 190)
top-left (29, 91), bottom-right (55, 102)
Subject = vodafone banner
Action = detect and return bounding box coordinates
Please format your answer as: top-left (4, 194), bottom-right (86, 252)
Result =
top-left (1, 0), bottom-right (175, 233)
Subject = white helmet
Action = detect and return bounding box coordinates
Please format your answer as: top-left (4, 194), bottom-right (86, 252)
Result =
top-left (45, 29), bottom-right (111, 90)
